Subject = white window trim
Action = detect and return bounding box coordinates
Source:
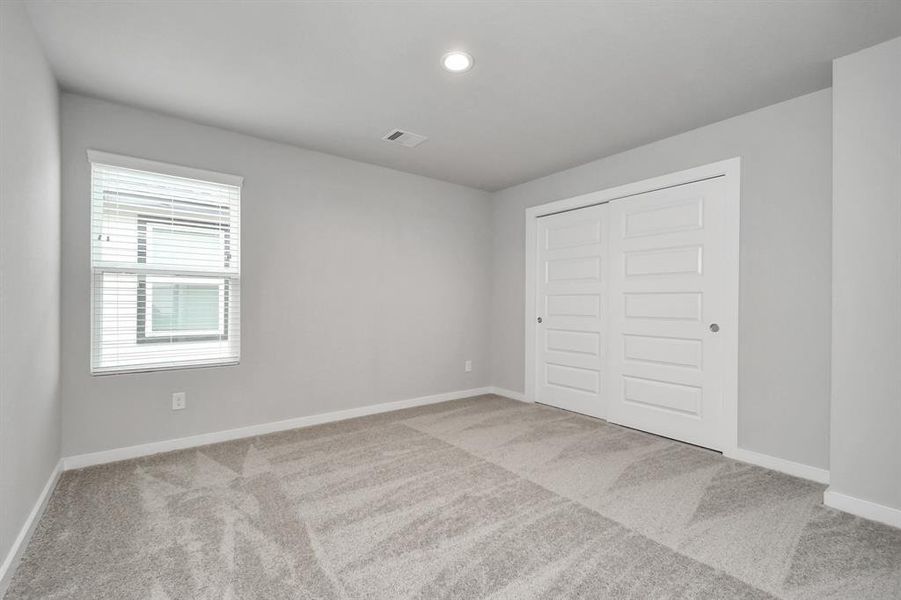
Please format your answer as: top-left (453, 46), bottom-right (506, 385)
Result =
top-left (86, 150), bottom-right (243, 187)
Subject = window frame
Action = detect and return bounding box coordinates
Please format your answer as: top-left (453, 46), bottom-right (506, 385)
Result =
top-left (87, 150), bottom-right (243, 376)
top-left (135, 215), bottom-right (232, 344)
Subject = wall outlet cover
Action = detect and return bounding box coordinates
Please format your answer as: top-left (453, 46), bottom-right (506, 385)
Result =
top-left (172, 392), bottom-right (186, 411)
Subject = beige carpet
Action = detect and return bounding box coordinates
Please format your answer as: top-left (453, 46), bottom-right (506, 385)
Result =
top-left (6, 395), bottom-right (901, 599)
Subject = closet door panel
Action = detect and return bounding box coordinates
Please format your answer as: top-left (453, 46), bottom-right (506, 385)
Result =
top-left (607, 177), bottom-right (727, 450)
top-left (535, 204), bottom-right (608, 419)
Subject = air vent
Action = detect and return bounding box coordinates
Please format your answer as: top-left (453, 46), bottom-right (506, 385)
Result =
top-left (382, 129), bottom-right (428, 148)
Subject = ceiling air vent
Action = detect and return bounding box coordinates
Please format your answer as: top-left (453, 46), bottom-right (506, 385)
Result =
top-left (382, 129), bottom-right (428, 148)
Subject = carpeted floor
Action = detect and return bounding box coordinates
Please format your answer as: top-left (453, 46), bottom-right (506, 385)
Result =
top-left (6, 395), bottom-right (901, 599)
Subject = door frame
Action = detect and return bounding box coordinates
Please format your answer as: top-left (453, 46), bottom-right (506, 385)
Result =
top-left (524, 157), bottom-right (741, 455)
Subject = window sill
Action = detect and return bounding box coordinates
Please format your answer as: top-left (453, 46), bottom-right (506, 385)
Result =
top-left (90, 360), bottom-right (240, 377)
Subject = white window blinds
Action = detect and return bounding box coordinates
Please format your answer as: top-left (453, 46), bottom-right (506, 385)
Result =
top-left (89, 151), bottom-right (242, 374)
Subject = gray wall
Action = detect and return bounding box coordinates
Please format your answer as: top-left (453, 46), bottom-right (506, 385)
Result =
top-left (0, 0), bottom-right (61, 573)
top-left (60, 94), bottom-right (492, 457)
top-left (489, 89), bottom-right (833, 470)
top-left (830, 37), bottom-right (901, 510)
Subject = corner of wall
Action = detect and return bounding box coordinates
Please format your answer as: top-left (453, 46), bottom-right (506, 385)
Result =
top-left (0, 0), bottom-right (64, 586)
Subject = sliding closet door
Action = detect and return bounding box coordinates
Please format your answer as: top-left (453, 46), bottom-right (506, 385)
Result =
top-left (534, 204), bottom-right (608, 419)
top-left (606, 177), bottom-right (727, 450)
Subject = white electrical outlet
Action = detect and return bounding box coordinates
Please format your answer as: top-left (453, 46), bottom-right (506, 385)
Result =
top-left (464, 360), bottom-right (472, 372)
top-left (171, 392), bottom-right (186, 411)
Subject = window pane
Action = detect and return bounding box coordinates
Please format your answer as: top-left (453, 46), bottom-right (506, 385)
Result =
top-left (145, 222), bottom-right (227, 270)
top-left (149, 282), bottom-right (221, 334)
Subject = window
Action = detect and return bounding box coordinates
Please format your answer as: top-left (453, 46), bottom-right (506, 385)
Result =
top-left (89, 151), bottom-right (241, 374)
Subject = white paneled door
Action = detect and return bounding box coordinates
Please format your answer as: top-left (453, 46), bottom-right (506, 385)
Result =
top-left (606, 177), bottom-right (727, 450)
top-left (535, 204), bottom-right (608, 419)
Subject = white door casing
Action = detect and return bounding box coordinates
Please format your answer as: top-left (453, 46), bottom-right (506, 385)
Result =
top-left (524, 159), bottom-right (740, 454)
top-left (535, 204), bottom-right (608, 419)
top-left (606, 177), bottom-right (727, 450)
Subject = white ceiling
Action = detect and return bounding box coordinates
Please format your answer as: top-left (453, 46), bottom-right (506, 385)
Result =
top-left (25, 0), bottom-right (901, 191)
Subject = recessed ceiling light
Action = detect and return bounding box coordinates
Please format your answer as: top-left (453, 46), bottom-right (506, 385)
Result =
top-left (442, 51), bottom-right (473, 73)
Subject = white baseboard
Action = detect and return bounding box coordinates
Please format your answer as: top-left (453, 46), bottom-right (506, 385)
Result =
top-left (487, 386), bottom-right (529, 403)
top-left (824, 488), bottom-right (901, 529)
top-left (0, 459), bottom-right (63, 595)
top-left (62, 387), bottom-right (494, 470)
top-left (724, 448), bottom-right (830, 484)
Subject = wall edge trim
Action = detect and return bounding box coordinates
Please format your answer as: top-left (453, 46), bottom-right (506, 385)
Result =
top-left (62, 387), bottom-right (495, 470)
top-left (0, 459), bottom-right (64, 594)
top-left (723, 447), bottom-right (830, 484)
top-left (823, 488), bottom-right (901, 529)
